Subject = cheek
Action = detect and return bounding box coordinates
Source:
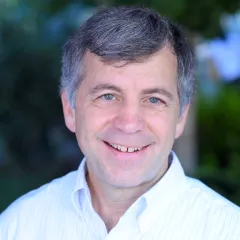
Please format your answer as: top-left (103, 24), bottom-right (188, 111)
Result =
top-left (75, 106), bottom-right (117, 139)
top-left (89, 105), bottom-right (119, 118)
top-left (146, 109), bottom-right (177, 139)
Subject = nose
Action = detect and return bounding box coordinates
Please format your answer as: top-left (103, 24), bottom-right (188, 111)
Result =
top-left (113, 104), bottom-right (145, 134)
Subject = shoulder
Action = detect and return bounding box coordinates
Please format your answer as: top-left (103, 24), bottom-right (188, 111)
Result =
top-left (183, 177), bottom-right (240, 239)
top-left (0, 170), bottom-right (77, 237)
top-left (185, 177), bottom-right (239, 210)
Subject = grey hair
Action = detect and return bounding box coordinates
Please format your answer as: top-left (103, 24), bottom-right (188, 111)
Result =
top-left (60, 6), bottom-right (195, 115)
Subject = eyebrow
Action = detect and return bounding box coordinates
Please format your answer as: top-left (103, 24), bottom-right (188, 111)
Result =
top-left (89, 83), bottom-right (122, 95)
top-left (89, 83), bottom-right (174, 101)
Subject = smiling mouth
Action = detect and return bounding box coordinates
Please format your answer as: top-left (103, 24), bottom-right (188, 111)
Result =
top-left (104, 141), bottom-right (148, 153)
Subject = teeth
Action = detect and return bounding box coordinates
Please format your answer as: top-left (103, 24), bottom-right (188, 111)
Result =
top-left (120, 146), bottom-right (127, 152)
top-left (127, 147), bottom-right (135, 153)
top-left (109, 143), bottom-right (142, 153)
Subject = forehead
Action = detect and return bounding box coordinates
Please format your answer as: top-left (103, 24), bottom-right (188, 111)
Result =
top-left (82, 48), bottom-right (178, 89)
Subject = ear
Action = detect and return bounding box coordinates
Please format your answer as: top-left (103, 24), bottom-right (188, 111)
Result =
top-left (175, 104), bottom-right (190, 139)
top-left (61, 91), bottom-right (76, 133)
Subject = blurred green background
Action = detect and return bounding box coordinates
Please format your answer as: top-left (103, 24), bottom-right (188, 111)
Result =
top-left (0, 0), bottom-right (240, 212)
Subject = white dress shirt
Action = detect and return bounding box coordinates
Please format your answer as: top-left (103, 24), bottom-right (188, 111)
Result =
top-left (0, 152), bottom-right (239, 240)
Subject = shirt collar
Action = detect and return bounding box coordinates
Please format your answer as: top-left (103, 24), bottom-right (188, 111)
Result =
top-left (143, 151), bottom-right (187, 205)
top-left (71, 151), bottom-right (187, 221)
top-left (136, 151), bottom-right (187, 234)
top-left (73, 157), bottom-right (88, 193)
top-left (71, 157), bottom-right (89, 216)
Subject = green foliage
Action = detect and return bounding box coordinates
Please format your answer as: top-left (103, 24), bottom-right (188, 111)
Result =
top-left (0, 1), bottom-right (87, 170)
top-left (0, 18), bottom-right (61, 168)
top-left (197, 87), bottom-right (240, 205)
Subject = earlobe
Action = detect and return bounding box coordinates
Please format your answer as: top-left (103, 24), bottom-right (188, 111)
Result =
top-left (175, 104), bottom-right (190, 139)
top-left (61, 91), bottom-right (76, 133)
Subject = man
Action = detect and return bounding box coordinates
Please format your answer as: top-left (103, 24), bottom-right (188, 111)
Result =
top-left (0, 6), bottom-right (239, 240)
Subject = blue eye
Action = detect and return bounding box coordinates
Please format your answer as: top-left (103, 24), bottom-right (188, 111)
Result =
top-left (149, 97), bottom-right (161, 104)
top-left (102, 94), bottom-right (115, 101)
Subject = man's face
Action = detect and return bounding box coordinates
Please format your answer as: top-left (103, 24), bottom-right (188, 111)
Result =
top-left (62, 47), bottom-right (189, 188)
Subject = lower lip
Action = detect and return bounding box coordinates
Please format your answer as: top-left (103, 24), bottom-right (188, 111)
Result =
top-left (103, 141), bottom-right (150, 160)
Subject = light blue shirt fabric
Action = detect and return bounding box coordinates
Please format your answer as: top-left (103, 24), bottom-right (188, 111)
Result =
top-left (0, 152), bottom-right (240, 240)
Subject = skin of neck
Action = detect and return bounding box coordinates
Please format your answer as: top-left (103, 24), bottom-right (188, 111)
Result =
top-left (86, 159), bottom-right (169, 232)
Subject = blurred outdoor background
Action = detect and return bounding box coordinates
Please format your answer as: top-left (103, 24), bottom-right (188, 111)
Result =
top-left (0, 0), bottom-right (240, 213)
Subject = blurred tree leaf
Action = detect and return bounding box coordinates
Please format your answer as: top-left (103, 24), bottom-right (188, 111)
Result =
top-left (197, 87), bottom-right (240, 205)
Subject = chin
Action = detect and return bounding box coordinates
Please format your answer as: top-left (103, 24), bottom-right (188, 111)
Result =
top-left (109, 181), bottom-right (141, 189)
top-left (105, 172), bottom-right (144, 188)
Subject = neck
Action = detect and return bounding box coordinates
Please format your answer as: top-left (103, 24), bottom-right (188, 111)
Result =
top-left (86, 161), bottom-right (168, 232)
top-left (87, 175), bottom-right (150, 231)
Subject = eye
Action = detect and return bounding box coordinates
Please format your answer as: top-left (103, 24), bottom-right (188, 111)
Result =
top-left (148, 97), bottom-right (162, 104)
top-left (101, 94), bottom-right (116, 101)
